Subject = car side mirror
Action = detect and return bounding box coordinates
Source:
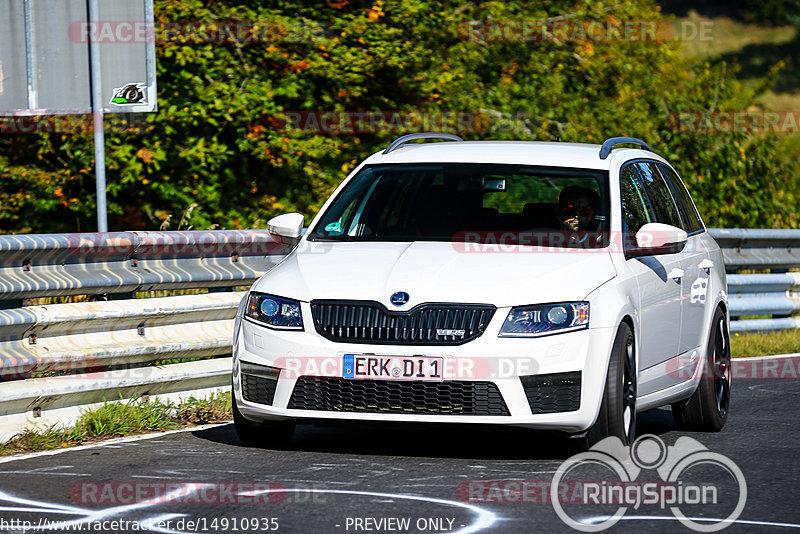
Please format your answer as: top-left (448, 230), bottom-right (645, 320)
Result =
top-left (267, 213), bottom-right (305, 239)
top-left (626, 222), bottom-right (687, 259)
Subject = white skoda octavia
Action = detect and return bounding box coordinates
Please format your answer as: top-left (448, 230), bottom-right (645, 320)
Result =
top-left (232, 134), bottom-right (731, 447)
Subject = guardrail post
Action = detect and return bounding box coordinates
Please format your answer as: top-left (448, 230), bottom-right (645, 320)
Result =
top-left (107, 292), bottom-right (138, 301)
top-left (208, 287), bottom-right (237, 294)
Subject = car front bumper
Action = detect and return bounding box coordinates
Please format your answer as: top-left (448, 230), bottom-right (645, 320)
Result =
top-left (232, 305), bottom-right (618, 433)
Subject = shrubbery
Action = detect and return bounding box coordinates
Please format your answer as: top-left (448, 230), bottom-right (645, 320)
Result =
top-left (1, 0), bottom-right (797, 233)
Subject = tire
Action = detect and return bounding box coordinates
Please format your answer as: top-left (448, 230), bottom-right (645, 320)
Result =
top-left (672, 308), bottom-right (731, 431)
top-left (232, 383), bottom-right (295, 447)
top-left (586, 322), bottom-right (637, 447)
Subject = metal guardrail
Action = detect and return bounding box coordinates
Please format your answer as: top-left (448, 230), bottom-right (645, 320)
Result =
top-left (0, 230), bottom-right (290, 303)
top-left (708, 229), bottom-right (800, 333)
top-left (708, 228), bottom-right (800, 271)
top-left (0, 227), bottom-right (796, 440)
top-left (0, 292), bottom-right (244, 379)
top-left (726, 273), bottom-right (800, 333)
top-left (0, 230), bottom-right (296, 441)
top-left (0, 359), bottom-right (230, 443)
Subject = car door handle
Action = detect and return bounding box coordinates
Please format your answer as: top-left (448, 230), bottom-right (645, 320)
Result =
top-left (699, 259), bottom-right (714, 273)
top-left (668, 268), bottom-right (685, 281)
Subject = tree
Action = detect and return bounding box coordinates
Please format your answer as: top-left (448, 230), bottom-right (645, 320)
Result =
top-left (1, 0), bottom-right (796, 233)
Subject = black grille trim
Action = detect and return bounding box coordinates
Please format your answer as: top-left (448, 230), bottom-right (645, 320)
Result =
top-left (288, 377), bottom-right (510, 416)
top-left (241, 373), bottom-right (278, 406)
top-left (521, 371), bottom-right (581, 414)
top-left (310, 300), bottom-right (496, 345)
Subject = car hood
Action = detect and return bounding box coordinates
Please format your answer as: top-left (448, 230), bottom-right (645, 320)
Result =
top-left (253, 241), bottom-right (617, 308)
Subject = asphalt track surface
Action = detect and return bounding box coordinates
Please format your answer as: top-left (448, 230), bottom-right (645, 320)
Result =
top-left (0, 377), bottom-right (797, 534)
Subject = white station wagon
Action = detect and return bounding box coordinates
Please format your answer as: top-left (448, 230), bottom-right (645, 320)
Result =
top-left (232, 134), bottom-right (731, 447)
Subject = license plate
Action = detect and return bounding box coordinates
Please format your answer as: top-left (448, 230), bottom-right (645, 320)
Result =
top-left (342, 354), bottom-right (444, 381)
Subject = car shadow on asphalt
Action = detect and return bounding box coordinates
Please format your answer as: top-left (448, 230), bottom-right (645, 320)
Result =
top-left (192, 407), bottom-right (679, 461)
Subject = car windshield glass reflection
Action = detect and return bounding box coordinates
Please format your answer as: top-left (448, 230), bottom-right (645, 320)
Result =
top-left (308, 164), bottom-right (610, 248)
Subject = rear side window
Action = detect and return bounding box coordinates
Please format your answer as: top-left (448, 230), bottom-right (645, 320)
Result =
top-left (657, 164), bottom-right (704, 234)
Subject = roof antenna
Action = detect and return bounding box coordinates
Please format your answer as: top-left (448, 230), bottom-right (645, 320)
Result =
top-left (556, 135), bottom-right (561, 142)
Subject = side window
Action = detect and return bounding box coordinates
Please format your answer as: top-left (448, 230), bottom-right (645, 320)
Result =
top-left (657, 164), bottom-right (704, 233)
top-left (634, 162), bottom-right (683, 229)
top-left (619, 163), bottom-right (654, 239)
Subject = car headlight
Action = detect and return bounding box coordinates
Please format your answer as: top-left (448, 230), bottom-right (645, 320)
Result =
top-left (245, 292), bottom-right (303, 330)
top-left (499, 302), bottom-right (589, 337)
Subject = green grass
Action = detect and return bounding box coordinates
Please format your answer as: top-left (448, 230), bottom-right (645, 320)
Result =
top-left (74, 398), bottom-right (179, 438)
top-left (759, 90), bottom-right (800, 111)
top-left (173, 392), bottom-right (233, 425)
top-left (0, 391), bottom-right (231, 456)
top-left (2, 426), bottom-right (80, 453)
top-left (731, 328), bottom-right (800, 358)
top-left (671, 9), bottom-right (800, 220)
top-left (674, 10), bottom-right (800, 111)
top-left (676, 11), bottom-right (797, 60)
top-left (26, 288), bottom-right (215, 306)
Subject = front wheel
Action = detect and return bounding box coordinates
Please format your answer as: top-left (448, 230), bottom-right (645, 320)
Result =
top-left (586, 322), bottom-right (637, 447)
top-left (672, 308), bottom-right (731, 431)
top-left (232, 383), bottom-right (295, 447)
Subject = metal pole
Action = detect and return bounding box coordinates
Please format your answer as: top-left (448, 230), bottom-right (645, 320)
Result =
top-left (23, 0), bottom-right (35, 110)
top-left (145, 0), bottom-right (156, 104)
top-left (87, 0), bottom-right (108, 232)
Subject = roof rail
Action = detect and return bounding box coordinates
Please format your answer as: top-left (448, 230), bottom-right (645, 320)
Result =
top-left (383, 132), bottom-right (463, 154)
top-left (599, 137), bottom-right (652, 160)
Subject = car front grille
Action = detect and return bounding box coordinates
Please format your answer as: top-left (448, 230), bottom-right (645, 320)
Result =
top-left (521, 372), bottom-right (581, 414)
top-left (241, 373), bottom-right (278, 406)
top-left (310, 301), bottom-right (496, 345)
top-left (288, 377), bottom-right (510, 416)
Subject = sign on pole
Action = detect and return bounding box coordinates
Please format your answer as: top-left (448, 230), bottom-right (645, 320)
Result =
top-left (0, 0), bottom-right (157, 231)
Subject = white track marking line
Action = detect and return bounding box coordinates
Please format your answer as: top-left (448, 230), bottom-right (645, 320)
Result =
top-left (583, 514), bottom-right (800, 529)
top-left (243, 488), bottom-right (499, 534)
top-left (734, 353), bottom-right (800, 362)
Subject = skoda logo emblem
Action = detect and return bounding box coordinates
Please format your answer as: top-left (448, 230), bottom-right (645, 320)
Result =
top-left (390, 291), bottom-right (409, 306)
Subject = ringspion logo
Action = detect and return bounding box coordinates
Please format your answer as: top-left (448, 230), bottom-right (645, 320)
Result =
top-left (551, 434), bottom-right (746, 531)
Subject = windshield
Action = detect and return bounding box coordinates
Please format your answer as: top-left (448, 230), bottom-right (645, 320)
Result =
top-left (308, 163), bottom-right (610, 248)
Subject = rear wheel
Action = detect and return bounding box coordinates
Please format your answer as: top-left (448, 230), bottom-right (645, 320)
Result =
top-left (232, 383), bottom-right (295, 446)
top-left (672, 308), bottom-right (730, 431)
top-left (586, 322), bottom-right (637, 447)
